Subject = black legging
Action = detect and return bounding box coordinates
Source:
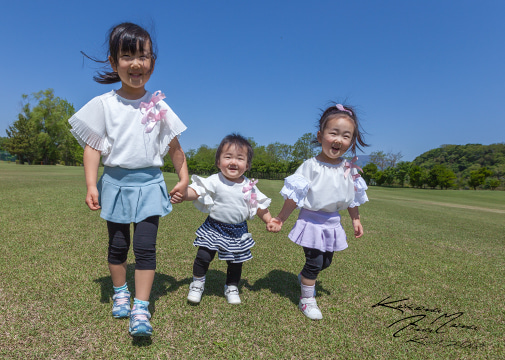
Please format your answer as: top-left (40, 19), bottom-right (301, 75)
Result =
top-left (107, 216), bottom-right (159, 270)
top-left (193, 246), bottom-right (243, 286)
top-left (300, 247), bottom-right (334, 280)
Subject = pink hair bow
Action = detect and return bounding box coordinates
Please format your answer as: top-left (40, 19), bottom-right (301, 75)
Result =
top-left (242, 179), bottom-right (259, 207)
top-left (336, 104), bottom-right (353, 116)
top-left (344, 156), bottom-right (362, 180)
top-left (140, 90), bottom-right (167, 133)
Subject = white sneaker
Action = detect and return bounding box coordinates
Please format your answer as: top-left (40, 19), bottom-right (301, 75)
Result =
top-left (187, 281), bottom-right (205, 303)
top-left (299, 297), bottom-right (323, 320)
top-left (224, 285), bottom-right (241, 304)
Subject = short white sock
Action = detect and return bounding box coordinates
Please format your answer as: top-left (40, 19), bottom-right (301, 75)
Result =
top-left (301, 284), bottom-right (315, 298)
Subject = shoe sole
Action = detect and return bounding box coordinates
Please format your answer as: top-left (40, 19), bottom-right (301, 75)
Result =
top-left (187, 296), bottom-right (202, 303)
top-left (129, 327), bottom-right (153, 337)
top-left (113, 312), bottom-right (130, 319)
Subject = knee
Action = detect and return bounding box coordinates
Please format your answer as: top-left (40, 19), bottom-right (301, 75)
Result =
top-left (321, 256), bottom-right (333, 271)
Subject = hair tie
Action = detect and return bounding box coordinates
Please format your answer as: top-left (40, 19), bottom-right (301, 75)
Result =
top-left (336, 104), bottom-right (353, 116)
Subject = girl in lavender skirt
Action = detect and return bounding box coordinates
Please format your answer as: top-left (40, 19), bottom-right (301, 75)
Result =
top-left (267, 103), bottom-right (369, 320)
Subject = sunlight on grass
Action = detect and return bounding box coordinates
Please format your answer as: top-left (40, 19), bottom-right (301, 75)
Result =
top-left (0, 163), bottom-right (504, 358)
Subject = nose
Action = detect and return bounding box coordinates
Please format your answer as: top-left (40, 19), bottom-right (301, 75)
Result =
top-left (131, 58), bottom-right (141, 67)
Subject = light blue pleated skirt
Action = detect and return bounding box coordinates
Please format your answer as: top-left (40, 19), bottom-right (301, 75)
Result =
top-left (97, 166), bottom-right (172, 224)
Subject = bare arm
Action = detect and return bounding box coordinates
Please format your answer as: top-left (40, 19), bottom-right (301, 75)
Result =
top-left (183, 187), bottom-right (200, 201)
top-left (256, 208), bottom-right (273, 225)
top-left (347, 206), bottom-right (363, 238)
top-left (167, 137), bottom-right (189, 204)
top-left (83, 145), bottom-right (101, 211)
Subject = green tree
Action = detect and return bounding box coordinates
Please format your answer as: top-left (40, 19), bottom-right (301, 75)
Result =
top-left (369, 151), bottom-right (388, 170)
top-left (292, 133), bottom-right (317, 161)
top-left (362, 162), bottom-right (378, 185)
top-left (468, 167), bottom-right (493, 190)
top-left (266, 142), bottom-right (293, 162)
top-left (427, 165), bottom-right (456, 189)
top-left (409, 165), bottom-right (427, 188)
top-left (4, 101), bottom-right (37, 163)
top-left (4, 90), bottom-right (79, 165)
top-left (395, 161), bottom-right (411, 187)
top-left (486, 178), bottom-right (501, 190)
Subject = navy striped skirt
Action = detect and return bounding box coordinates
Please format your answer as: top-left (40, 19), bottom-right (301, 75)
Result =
top-left (193, 216), bottom-right (255, 263)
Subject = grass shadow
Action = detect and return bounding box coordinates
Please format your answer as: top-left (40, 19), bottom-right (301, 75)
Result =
top-left (131, 336), bottom-right (153, 347)
top-left (244, 269), bottom-right (330, 305)
top-left (94, 264), bottom-right (193, 316)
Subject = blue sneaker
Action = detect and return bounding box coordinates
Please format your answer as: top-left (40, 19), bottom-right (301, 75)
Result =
top-left (129, 304), bottom-right (153, 337)
top-left (298, 273), bottom-right (316, 297)
top-left (112, 291), bottom-right (131, 318)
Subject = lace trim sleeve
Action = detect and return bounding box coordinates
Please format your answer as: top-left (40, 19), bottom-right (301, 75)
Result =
top-left (349, 176), bottom-right (369, 208)
top-left (159, 105), bottom-right (187, 158)
top-left (279, 173), bottom-right (310, 208)
top-left (189, 174), bottom-right (214, 213)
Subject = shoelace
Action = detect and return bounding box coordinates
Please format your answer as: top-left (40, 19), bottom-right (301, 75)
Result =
top-left (114, 297), bottom-right (129, 306)
top-left (132, 313), bottom-right (148, 321)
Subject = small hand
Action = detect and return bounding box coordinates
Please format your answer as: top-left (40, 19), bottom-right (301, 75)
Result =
top-left (170, 182), bottom-right (187, 204)
top-left (85, 187), bottom-right (101, 211)
top-left (352, 219), bottom-right (364, 238)
top-left (266, 217), bottom-right (283, 233)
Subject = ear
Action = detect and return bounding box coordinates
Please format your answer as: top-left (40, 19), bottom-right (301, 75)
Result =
top-left (109, 56), bottom-right (117, 72)
top-left (316, 131), bottom-right (322, 144)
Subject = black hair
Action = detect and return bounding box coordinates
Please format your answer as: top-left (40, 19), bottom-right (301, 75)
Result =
top-left (82, 22), bottom-right (157, 84)
top-left (317, 103), bottom-right (369, 154)
top-left (215, 133), bottom-right (254, 169)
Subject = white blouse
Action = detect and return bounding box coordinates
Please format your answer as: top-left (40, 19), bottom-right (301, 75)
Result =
top-left (189, 173), bottom-right (271, 224)
top-left (280, 157), bottom-right (368, 212)
top-left (69, 90), bottom-right (186, 169)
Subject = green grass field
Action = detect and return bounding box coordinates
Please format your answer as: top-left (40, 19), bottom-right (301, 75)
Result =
top-left (1, 162), bottom-right (504, 359)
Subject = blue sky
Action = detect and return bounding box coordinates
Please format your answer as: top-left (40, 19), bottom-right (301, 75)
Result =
top-left (2, 0), bottom-right (504, 161)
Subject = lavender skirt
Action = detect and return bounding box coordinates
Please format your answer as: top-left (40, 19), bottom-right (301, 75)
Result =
top-left (288, 208), bottom-right (348, 252)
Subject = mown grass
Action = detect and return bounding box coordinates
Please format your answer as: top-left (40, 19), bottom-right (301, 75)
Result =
top-left (0, 162), bottom-right (504, 359)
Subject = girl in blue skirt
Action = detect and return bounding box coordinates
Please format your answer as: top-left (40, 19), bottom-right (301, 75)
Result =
top-left (183, 134), bottom-right (274, 305)
top-left (69, 22), bottom-right (189, 336)
top-left (267, 104), bottom-right (369, 320)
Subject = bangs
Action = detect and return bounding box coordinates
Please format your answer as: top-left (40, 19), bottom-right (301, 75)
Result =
top-left (119, 32), bottom-right (151, 55)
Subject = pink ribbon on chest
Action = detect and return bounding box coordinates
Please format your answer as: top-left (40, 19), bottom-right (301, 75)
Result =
top-left (343, 156), bottom-right (363, 180)
top-left (139, 90), bottom-right (167, 133)
top-left (242, 179), bottom-right (259, 207)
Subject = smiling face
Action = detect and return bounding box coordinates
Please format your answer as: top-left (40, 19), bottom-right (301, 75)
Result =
top-left (217, 143), bottom-right (249, 182)
top-left (316, 116), bottom-right (355, 164)
top-left (109, 41), bottom-right (154, 99)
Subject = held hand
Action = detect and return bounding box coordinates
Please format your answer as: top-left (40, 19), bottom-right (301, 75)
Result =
top-left (85, 187), bottom-right (101, 211)
top-left (266, 217), bottom-right (283, 233)
top-left (352, 219), bottom-right (364, 238)
top-left (169, 182), bottom-right (187, 204)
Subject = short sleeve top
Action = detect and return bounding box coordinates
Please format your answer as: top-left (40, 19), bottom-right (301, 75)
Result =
top-left (68, 90), bottom-right (186, 169)
top-left (189, 173), bottom-right (271, 224)
top-left (280, 157), bottom-right (368, 212)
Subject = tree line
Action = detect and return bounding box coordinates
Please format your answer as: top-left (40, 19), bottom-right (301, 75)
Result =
top-left (2, 90), bottom-right (504, 190)
top-left (361, 145), bottom-right (505, 190)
